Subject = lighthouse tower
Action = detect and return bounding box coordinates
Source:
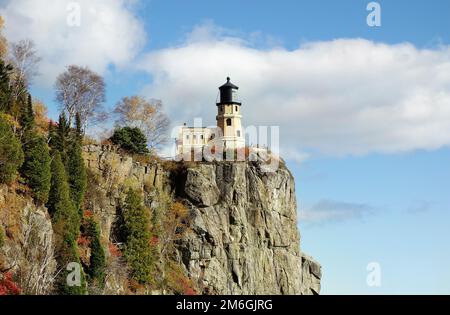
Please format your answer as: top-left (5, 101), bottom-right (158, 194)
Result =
top-left (216, 77), bottom-right (245, 149)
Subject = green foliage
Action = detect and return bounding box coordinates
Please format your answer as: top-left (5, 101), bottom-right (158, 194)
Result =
top-left (47, 152), bottom-right (80, 242)
top-left (49, 113), bottom-right (70, 162)
top-left (74, 111), bottom-right (83, 143)
top-left (122, 188), bottom-right (154, 284)
top-left (0, 115), bottom-right (24, 184)
top-left (21, 134), bottom-right (51, 204)
top-left (55, 238), bottom-right (86, 295)
top-left (20, 94), bottom-right (35, 131)
top-left (110, 127), bottom-right (148, 154)
top-left (48, 152), bottom-right (86, 295)
top-left (0, 61), bottom-right (13, 113)
top-left (85, 217), bottom-right (106, 287)
top-left (67, 140), bottom-right (87, 213)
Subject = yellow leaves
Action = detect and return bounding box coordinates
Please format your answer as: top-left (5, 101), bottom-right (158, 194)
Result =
top-left (33, 99), bottom-right (50, 135)
top-left (0, 113), bottom-right (19, 130)
top-left (0, 16), bottom-right (7, 59)
top-left (170, 202), bottom-right (189, 220)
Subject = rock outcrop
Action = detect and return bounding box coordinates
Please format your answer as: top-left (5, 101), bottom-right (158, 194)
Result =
top-left (0, 185), bottom-right (56, 295)
top-left (83, 145), bottom-right (321, 295)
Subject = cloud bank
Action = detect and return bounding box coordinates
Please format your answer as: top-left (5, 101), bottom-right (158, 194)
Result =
top-left (139, 23), bottom-right (450, 157)
top-left (1, 0), bottom-right (146, 86)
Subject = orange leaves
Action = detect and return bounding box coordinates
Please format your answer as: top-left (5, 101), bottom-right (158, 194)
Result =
top-left (77, 236), bottom-right (91, 247)
top-left (109, 243), bottom-right (122, 258)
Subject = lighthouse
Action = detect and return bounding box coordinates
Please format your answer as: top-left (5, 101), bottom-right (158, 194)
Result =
top-left (216, 77), bottom-right (245, 150)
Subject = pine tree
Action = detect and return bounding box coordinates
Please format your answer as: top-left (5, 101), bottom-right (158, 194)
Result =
top-left (75, 111), bottom-right (83, 143)
top-left (47, 152), bottom-right (86, 295)
top-left (0, 61), bottom-right (12, 113)
top-left (47, 152), bottom-right (79, 239)
top-left (21, 135), bottom-right (51, 204)
top-left (20, 94), bottom-right (34, 131)
top-left (122, 188), bottom-right (154, 284)
top-left (49, 114), bottom-right (69, 163)
top-left (0, 115), bottom-right (24, 183)
top-left (66, 112), bottom-right (87, 214)
top-left (85, 217), bottom-right (106, 287)
top-left (67, 140), bottom-right (87, 215)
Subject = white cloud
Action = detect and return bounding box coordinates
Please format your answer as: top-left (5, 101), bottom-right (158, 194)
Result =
top-left (299, 199), bottom-right (374, 225)
top-left (138, 23), bottom-right (450, 158)
top-left (1, 0), bottom-right (146, 86)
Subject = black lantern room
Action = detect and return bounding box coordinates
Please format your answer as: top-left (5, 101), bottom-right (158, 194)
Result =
top-left (217, 77), bottom-right (241, 106)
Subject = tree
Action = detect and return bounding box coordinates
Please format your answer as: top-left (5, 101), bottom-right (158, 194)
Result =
top-left (122, 188), bottom-right (154, 284)
top-left (110, 126), bottom-right (149, 154)
top-left (20, 94), bottom-right (34, 132)
top-left (0, 60), bottom-right (12, 113)
top-left (47, 152), bottom-right (85, 295)
top-left (67, 138), bottom-right (87, 213)
top-left (32, 99), bottom-right (49, 135)
top-left (85, 217), bottom-right (106, 287)
top-left (114, 96), bottom-right (170, 150)
top-left (21, 134), bottom-right (51, 204)
top-left (54, 65), bottom-right (106, 129)
top-left (47, 152), bottom-right (79, 237)
top-left (49, 113), bottom-right (70, 162)
top-left (0, 16), bottom-right (7, 60)
top-left (8, 39), bottom-right (41, 99)
top-left (0, 115), bottom-right (24, 183)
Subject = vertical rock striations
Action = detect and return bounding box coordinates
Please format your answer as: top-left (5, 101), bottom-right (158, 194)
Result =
top-left (83, 145), bottom-right (321, 295)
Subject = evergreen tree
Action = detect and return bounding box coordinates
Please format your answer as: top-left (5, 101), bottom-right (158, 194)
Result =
top-left (110, 127), bottom-right (149, 154)
top-left (20, 94), bottom-right (35, 131)
top-left (47, 152), bottom-right (80, 239)
top-left (49, 114), bottom-right (69, 163)
top-left (122, 188), bottom-right (154, 284)
top-left (21, 135), bottom-right (51, 204)
top-left (0, 115), bottom-right (24, 183)
top-left (67, 140), bottom-right (87, 214)
top-left (74, 111), bottom-right (83, 143)
top-left (85, 217), bottom-right (106, 287)
top-left (47, 152), bottom-right (86, 295)
top-left (0, 61), bottom-right (12, 113)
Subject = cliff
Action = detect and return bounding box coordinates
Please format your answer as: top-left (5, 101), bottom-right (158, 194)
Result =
top-left (82, 145), bottom-right (321, 295)
top-left (0, 144), bottom-right (321, 295)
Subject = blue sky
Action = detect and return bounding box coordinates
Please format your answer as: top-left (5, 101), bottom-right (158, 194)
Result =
top-left (2, 0), bottom-right (450, 294)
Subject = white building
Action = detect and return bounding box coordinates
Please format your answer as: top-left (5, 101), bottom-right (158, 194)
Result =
top-left (176, 77), bottom-right (245, 156)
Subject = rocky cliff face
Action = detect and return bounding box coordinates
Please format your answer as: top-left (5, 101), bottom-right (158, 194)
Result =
top-left (0, 185), bottom-right (56, 294)
top-left (83, 145), bottom-right (321, 295)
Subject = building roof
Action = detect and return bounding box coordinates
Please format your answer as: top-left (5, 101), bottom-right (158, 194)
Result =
top-left (219, 77), bottom-right (239, 90)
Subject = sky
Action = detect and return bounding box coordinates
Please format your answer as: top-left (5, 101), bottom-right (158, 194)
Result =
top-left (1, 0), bottom-right (450, 294)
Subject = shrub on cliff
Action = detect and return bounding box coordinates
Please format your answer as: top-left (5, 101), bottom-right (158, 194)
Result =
top-left (0, 115), bottom-right (24, 184)
top-left (110, 127), bottom-right (148, 154)
top-left (122, 188), bottom-right (155, 284)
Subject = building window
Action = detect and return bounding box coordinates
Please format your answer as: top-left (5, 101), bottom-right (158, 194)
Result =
top-left (186, 135), bottom-right (189, 140)
top-left (235, 106), bottom-right (238, 112)
top-left (201, 135), bottom-right (204, 140)
top-left (193, 135), bottom-right (197, 142)
top-left (237, 130), bottom-right (241, 137)
top-left (226, 118), bottom-right (232, 126)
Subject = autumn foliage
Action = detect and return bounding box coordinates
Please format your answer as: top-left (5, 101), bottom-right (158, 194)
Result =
top-left (0, 272), bottom-right (21, 295)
